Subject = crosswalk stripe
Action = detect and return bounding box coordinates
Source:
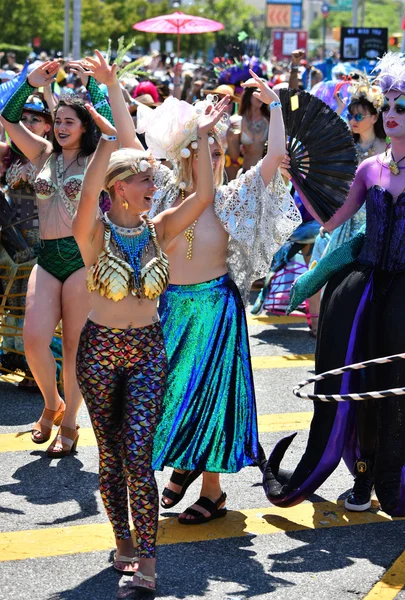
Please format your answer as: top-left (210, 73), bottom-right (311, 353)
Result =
top-left (0, 500), bottom-right (400, 563)
top-left (0, 412), bottom-right (313, 453)
top-left (363, 550), bottom-right (405, 599)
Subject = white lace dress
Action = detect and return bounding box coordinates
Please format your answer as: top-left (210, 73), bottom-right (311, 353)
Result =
top-left (151, 161), bottom-right (301, 304)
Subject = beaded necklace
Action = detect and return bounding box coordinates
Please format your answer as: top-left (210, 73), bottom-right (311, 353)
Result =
top-left (180, 189), bottom-right (197, 260)
top-left (108, 218), bottom-right (151, 295)
top-left (355, 139), bottom-right (375, 162)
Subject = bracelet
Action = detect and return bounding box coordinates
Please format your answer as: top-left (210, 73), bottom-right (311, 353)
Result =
top-left (173, 82), bottom-right (182, 87)
top-left (269, 101), bottom-right (282, 110)
top-left (101, 133), bottom-right (117, 142)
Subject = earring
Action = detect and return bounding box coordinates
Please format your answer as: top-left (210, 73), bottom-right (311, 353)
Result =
top-left (122, 198), bottom-right (129, 210)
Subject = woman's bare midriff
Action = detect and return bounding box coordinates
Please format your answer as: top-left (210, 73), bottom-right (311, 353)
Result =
top-left (89, 292), bottom-right (159, 330)
top-left (242, 143), bottom-right (265, 172)
top-left (166, 203), bottom-right (229, 284)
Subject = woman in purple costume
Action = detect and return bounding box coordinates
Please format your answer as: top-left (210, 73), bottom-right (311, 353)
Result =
top-left (265, 53), bottom-right (405, 517)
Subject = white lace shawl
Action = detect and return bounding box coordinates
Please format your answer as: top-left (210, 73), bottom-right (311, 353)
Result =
top-left (151, 161), bottom-right (302, 304)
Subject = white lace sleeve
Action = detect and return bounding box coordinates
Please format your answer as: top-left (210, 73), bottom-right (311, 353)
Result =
top-left (214, 160), bottom-right (302, 304)
top-left (149, 164), bottom-right (178, 217)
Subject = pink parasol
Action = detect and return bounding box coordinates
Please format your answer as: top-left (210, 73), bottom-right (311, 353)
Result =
top-left (133, 11), bottom-right (224, 57)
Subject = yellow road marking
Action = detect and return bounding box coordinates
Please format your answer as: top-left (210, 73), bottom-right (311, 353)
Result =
top-left (0, 500), bottom-right (400, 562)
top-left (247, 314), bottom-right (307, 326)
top-left (0, 411), bottom-right (313, 453)
top-left (251, 354), bottom-right (314, 369)
top-left (363, 550), bottom-right (405, 600)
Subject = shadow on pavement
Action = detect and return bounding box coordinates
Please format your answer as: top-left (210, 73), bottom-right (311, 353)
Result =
top-left (0, 452), bottom-right (99, 525)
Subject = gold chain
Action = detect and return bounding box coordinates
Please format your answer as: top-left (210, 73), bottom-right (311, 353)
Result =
top-left (181, 189), bottom-right (197, 260)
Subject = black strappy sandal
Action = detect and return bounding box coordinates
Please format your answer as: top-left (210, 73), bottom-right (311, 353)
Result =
top-left (178, 491), bottom-right (227, 525)
top-left (161, 469), bottom-right (202, 509)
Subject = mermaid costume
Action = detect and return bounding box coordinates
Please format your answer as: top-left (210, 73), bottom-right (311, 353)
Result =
top-left (265, 154), bottom-right (405, 516)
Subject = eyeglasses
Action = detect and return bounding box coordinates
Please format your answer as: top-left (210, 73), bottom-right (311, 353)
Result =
top-left (21, 115), bottom-right (45, 125)
top-left (347, 113), bottom-right (372, 123)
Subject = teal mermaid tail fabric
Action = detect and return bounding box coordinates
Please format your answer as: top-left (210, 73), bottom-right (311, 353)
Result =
top-left (152, 274), bottom-right (259, 473)
top-left (288, 225), bottom-right (366, 314)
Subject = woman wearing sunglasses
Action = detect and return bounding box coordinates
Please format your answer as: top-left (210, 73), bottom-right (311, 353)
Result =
top-left (318, 79), bottom-right (386, 257)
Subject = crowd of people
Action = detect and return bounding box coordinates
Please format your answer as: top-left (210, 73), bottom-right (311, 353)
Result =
top-left (1, 43), bottom-right (405, 592)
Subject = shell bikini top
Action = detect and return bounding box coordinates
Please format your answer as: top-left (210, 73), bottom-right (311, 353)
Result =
top-left (86, 215), bottom-right (170, 302)
top-left (34, 154), bottom-right (89, 219)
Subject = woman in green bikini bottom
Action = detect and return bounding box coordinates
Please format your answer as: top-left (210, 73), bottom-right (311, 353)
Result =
top-left (0, 59), bottom-right (113, 456)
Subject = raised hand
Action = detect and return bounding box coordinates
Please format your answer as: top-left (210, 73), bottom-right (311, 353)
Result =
top-left (68, 60), bottom-right (90, 87)
top-left (241, 69), bottom-right (279, 106)
top-left (74, 50), bottom-right (118, 87)
top-left (85, 103), bottom-right (117, 137)
top-left (28, 60), bottom-right (61, 88)
top-left (197, 95), bottom-right (230, 136)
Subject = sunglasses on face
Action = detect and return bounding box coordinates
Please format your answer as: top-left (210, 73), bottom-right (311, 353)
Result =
top-left (21, 115), bottom-right (45, 125)
top-left (347, 113), bottom-right (371, 123)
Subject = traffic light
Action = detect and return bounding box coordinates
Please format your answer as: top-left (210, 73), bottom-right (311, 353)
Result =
top-left (389, 33), bottom-right (402, 47)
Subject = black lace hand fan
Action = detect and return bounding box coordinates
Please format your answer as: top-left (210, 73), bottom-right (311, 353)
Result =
top-left (280, 88), bottom-right (358, 223)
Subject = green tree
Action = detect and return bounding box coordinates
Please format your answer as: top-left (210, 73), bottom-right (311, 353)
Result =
top-left (310, 0), bottom-right (402, 43)
top-left (0, 0), bottom-right (264, 57)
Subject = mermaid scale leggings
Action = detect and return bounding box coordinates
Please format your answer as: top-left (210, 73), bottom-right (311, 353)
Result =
top-left (76, 319), bottom-right (167, 558)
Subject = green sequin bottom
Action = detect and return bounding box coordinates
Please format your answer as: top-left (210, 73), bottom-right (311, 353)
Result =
top-left (152, 274), bottom-right (259, 473)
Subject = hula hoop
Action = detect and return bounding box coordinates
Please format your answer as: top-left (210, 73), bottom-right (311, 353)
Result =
top-left (293, 352), bottom-right (405, 401)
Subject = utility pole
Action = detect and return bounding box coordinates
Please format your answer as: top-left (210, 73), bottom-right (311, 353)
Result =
top-left (72, 0), bottom-right (81, 60)
top-left (360, 0), bottom-right (365, 26)
top-left (63, 0), bottom-right (70, 59)
top-left (352, 0), bottom-right (358, 26)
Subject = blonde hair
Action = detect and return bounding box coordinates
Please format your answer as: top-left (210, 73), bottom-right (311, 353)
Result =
top-left (104, 147), bottom-right (152, 199)
top-left (173, 132), bottom-right (225, 191)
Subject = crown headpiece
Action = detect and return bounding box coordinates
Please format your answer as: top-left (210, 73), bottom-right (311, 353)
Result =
top-left (348, 72), bottom-right (384, 111)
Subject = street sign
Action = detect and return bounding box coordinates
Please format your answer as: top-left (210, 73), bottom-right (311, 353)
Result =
top-left (266, 0), bottom-right (302, 4)
top-left (330, 0), bottom-right (353, 11)
top-left (321, 2), bottom-right (330, 17)
top-left (272, 30), bottom-right (308, 60)
top-left (266, 4), bottom-right (292, 28)
top-left (266, 3), bottom-right (302, 28)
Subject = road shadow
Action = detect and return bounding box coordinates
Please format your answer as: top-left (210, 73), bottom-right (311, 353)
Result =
top-left (0, 452), bottom-right (99, 525)
top-left (0, 380), bottom-right (43, 427)
top-left (263, 504), bottom-right (405, 575)
top-left (48, 534), bottom-right (293, 600)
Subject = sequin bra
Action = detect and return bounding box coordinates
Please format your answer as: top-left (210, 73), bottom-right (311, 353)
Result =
top-left (87, 216), bottom-right (170, 302)
top-left (34, 154), bottom-right (87, 219)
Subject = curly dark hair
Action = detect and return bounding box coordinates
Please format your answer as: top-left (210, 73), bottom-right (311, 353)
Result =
top-left (52, 95), bottom-right (99, 160)
top-left (348, 96), bottom-right (386, 142)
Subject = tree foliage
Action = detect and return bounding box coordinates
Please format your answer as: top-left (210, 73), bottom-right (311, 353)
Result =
top-left (310, 0), bottom-right (403, 42)
top-left (0, 0), bottom-right (262, 57)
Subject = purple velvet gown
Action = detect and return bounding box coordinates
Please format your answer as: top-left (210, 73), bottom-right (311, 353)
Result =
top-left (264, 155), bottom-right (405, 516)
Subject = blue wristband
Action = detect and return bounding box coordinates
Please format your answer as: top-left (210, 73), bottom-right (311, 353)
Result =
top-left (270, 101), bottom-right (282, 110)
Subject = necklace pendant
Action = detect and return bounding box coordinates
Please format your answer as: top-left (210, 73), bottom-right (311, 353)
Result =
top-left (389, 160), bottom-right (400, 175)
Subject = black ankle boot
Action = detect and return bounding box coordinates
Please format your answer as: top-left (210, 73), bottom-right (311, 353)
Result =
top-left (344, 458), bottom-right (374, 512)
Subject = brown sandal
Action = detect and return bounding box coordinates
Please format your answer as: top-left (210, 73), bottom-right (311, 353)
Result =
top-left (31, 401), bottom-right (65, 444)
top-left (47, 424), bottom-right (80, 458)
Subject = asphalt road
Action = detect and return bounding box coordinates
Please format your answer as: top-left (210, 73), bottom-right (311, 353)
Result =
top-left (1, 306), bottom-right (405, 600)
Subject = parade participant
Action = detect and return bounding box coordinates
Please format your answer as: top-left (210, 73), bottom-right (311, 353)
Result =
top-left (0, 94), bottom-right (55, 385)
top-left (227, 82), bottom-right (270, 179)
top-left (0, 60), bottom-right (112, 455)
top-left (81, 51), bottom-right (301, 524)
top-left (322, 77), bottom-right (386, 253)
top-left (73, 92), bottom-right (229, 590)
top-left (265, 53), bottom-right (405, 516)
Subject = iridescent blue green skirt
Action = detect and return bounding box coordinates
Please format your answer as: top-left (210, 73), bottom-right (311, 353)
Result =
top-left (152, 274), bottom-right (259, 473)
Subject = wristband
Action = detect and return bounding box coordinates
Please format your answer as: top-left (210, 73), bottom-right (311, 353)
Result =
top-left (269, 101), bottom-right (282, 110)
top-left (101, 133), bottom-right (117, 142)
